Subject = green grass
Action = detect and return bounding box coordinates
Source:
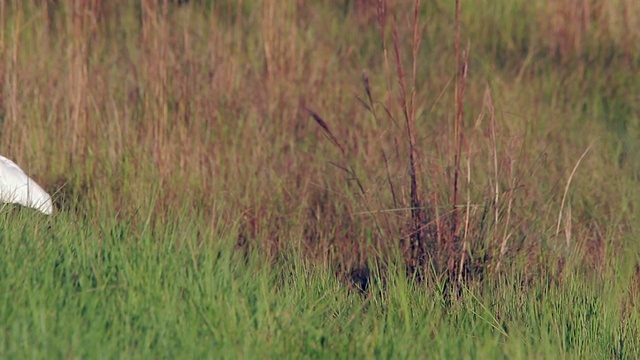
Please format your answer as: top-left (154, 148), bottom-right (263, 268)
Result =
top-left (1, 211), bottom-right (639, 358)
top-left (0, 0), bottom-right (639, 358)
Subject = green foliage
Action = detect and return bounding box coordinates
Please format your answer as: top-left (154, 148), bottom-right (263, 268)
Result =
top-left (0, 0), bottom-right (639, 357)
top-left (0, 215), bottom-right (638, 358)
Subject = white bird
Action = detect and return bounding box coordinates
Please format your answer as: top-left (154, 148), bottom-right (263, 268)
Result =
top-left (0, 155), bottom-right (53, 215)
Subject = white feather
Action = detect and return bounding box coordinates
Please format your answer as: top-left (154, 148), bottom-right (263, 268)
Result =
top-left (0, 155), bottom-right (53, 215)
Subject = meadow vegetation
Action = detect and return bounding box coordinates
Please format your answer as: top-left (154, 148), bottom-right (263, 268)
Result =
top-left (0, 0), bottom-right (639, 357)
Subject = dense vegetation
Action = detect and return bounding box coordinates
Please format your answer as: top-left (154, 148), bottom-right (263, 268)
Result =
top-left (0, 0), bottom-right (638, 357)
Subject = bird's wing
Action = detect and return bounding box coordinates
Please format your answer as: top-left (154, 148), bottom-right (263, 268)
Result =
top-left (0, 155), bottom-right (31, 182)
top-left (0, 155), bottom-right (53, 215)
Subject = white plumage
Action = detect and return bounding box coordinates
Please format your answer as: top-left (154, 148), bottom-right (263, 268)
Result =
top-left (0, 155), bottom-right (53, 215)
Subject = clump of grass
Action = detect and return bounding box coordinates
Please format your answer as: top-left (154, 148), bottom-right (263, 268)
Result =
top-left (308, 0), bottom-right (637, 288)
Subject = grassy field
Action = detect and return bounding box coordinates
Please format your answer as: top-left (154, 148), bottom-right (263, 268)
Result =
top-left (0, 0), bottom-right (639, 357)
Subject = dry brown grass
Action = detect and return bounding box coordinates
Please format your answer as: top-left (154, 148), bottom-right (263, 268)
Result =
top-left (0, 0), bottom-right (637, 288)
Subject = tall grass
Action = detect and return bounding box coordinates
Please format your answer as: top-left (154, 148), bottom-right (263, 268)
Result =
top-left (0, 0), bottom-right (638, 357)
top-left (1, 212), bottom-right (639, 358)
